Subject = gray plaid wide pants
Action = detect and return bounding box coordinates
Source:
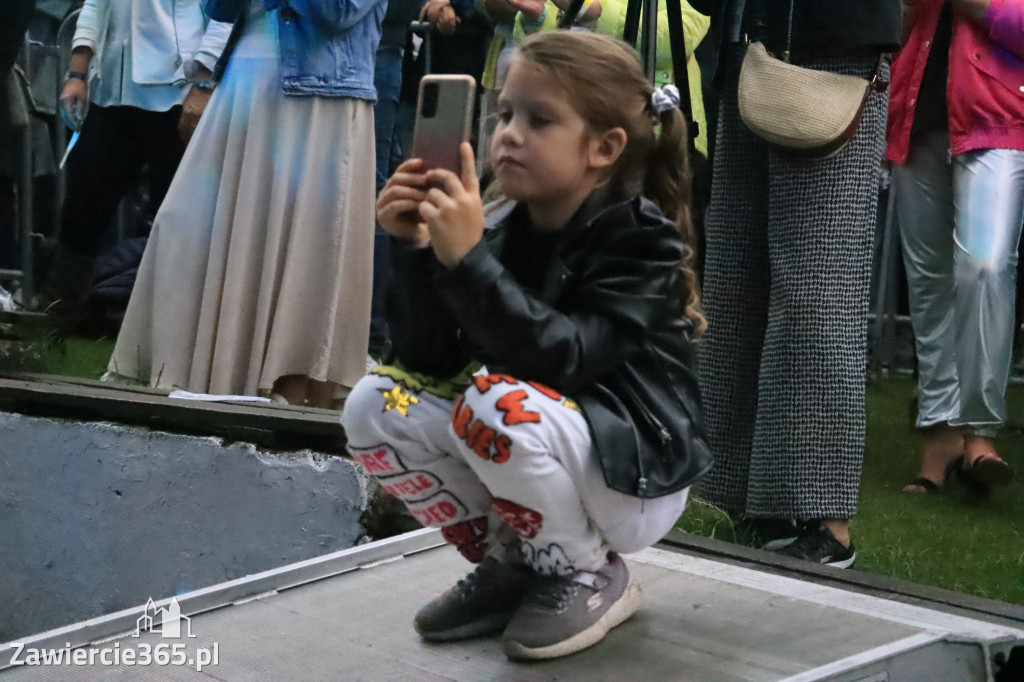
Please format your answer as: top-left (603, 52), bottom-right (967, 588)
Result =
top-left (697, 47), bottom-right (889, 520)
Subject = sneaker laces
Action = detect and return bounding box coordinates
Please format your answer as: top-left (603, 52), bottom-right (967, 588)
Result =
top-left (450, 563), bottom-right (491, 599)
top-left (525, 576), bottom-right (578, 611)
top-left (451, 560), bottom-right (526, 600)
top-left (781, 531), bottom-right (818, 556)
top-left (779, 522), bottom-right (833, 558)
top-left (526, 570), bottom-right (605, 611)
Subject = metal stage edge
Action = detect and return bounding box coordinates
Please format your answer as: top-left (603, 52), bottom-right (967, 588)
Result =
top-left (2, 528), bottom-right (1023, 681)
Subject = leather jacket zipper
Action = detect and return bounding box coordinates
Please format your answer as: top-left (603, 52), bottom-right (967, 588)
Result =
top-left (620, 373), bottom-right (674, 448)
top-left (618, 373), bottom-right (674, 497)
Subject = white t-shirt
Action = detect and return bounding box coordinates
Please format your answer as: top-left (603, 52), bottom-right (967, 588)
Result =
top-left (72, 0), bottom-right (232, 112)
top-left (86, 1), bottom-right (187, 111)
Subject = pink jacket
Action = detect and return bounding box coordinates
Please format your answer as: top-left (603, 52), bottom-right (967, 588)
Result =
top-left (887, 0), bottom-right (1024, 164)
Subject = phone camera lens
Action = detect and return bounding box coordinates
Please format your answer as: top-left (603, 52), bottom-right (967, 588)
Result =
top-left (422, 81), bottom-right (439, 118)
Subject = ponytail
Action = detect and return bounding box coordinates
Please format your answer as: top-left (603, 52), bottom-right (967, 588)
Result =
top-left (644, 107), bottom-right (706, 336)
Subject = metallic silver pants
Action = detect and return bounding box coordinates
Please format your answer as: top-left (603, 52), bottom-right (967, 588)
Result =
top-left (893, 132), bottom-right (1024, 435)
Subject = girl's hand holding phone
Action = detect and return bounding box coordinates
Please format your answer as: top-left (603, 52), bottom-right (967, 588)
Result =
top-left (376, 158), bottom-right (431, 244)
top-left (420, 143), bottom-right (485, 268)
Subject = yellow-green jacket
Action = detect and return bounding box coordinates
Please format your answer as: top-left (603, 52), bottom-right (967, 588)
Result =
top-left (507, 0), bottom-right (709, 156)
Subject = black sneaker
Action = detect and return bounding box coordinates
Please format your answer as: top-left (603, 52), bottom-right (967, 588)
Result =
top-left (502, 552), bottom-right (641, 660)
top-left (414, 558), bottom-right (535, 641)
top-left (773, 521), bottom-right (856, 568)
top-left (732, 516), bottom-right (801, 550)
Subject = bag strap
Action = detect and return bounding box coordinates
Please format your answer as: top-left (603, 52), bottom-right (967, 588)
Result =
top-left (763, 0), bottom-right (889, 99)
top-left (782, 0), bottom-right (794, 63)
top-left (212, 7), bottom-right (248, 83)
top-left (558, 0), bottom-right (586, 28)
top-left (664, 0), bottom-right (698, 143)
top-left (869, 53), bottom-right (890, 93)
top-left (612, 0), bottom-right (697, 145)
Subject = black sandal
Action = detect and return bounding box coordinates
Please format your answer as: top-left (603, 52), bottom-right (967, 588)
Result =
top-left (902, 455), bottom-right (964, 495)
top-left (960, 452), bottom-right (1014, 488)
top-left (902, 477), bottom-right (940, 495)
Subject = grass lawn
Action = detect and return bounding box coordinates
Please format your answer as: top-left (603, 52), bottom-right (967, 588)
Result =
top-left (679, 375), bottom-right (1024, 605)
top-left (39, 336), bottom-right (117, 380)
top-left (34, 338), bottom-right (1024, 605)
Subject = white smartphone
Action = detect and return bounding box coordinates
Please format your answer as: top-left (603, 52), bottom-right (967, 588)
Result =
top-left (411, 74), bottom-right (477, 175)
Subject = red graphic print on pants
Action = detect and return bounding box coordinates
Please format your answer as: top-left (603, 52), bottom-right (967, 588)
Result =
top-left (473, 374), bottom-right (518, 393)
top-left (441, 516), bottom-right (489, 563)
top-left (526, 381), bottom-right (562, 401)
top-left (492, 498), bottom-right (544, 539)
top-left (408, 492), bottom-right (468, 527)
top-left (452, 393), bottom-right (513, 464)
top-left (350, 445), bottom-right (405, 476)
top-left (495, 390), bottom-right (541, 426)
top-left (380, 471), bottom-right (442, 503)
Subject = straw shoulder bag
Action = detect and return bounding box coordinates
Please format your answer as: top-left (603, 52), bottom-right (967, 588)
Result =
top-left (737, 1), bottom-right (887, 158)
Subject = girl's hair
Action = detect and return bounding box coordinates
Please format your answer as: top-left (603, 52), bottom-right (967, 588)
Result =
top-left (516, 30), bottom-right (705, 334)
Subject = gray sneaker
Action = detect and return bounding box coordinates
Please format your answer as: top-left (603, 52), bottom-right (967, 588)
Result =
top-left (502, 552), bottom-right (641, 660)
top-left (414, 558), bottom-right (535, 641)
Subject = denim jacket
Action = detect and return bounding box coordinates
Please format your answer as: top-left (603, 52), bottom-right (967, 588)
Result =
top-left (205, 0), bottom-right (385, 100)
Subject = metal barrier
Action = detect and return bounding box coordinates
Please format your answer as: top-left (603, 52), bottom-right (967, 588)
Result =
top-left (0, 10), bottom-right (78, 310)
top-left (0, 74), bottom-right (38, 307)
top-left (408, 20), bottom-right (434, 75)
top-left (869, 173), bottom-right (905, 375)
top-left (54, 9), bottom-right (80, 226)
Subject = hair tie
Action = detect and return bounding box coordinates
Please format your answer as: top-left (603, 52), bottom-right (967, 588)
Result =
top-left (650, 84), bottom-right (681, 114)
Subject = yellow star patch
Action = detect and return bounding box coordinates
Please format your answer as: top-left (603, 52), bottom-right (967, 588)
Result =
top-left (562, 398), bottom-right (580, 412)
top-left (379, 385), bottom-right (419, 416)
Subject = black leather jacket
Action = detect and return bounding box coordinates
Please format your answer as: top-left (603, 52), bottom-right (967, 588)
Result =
top-left (386, 192), bottom-right (714, 498)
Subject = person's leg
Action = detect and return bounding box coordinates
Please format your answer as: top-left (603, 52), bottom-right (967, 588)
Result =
top-left (696, 44), bottom-right (771, 518)
top-left (373, 47), bottom-right (404, 193)
top-left (57, 105), bottom-right (143, 257)
top-left (47, 105), bottom-right (147, 329)
top-left (369, 47), bottom-right (404, 357)
top-left (394, 99), bottom-right (417, 171)
top-left (271, 374), bottom-right (309, 405)
top-left (341, 372), bottom-right (532, 640)
top-left (342, 372), bottom-right (515, 561)
top-left (138, 106), bottom-right (186, 234)
top-left (949, 148), bottom-right (1024, 484)
top-left (270, 374), bottom-right (342, 408)
top-left (387, 99), bottom-right (406, 175)
top-left (450, 375), bottom-right (686, 659)
top-left (453, 374), bottom-right (686, 574)
top-left (751, 54), bottom-right (888, 564)
top-left (891, 131), bottom-right (963, 491)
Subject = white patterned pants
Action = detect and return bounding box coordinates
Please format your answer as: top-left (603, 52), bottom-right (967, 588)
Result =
top-left (341, 372), bottom-right (688, 575)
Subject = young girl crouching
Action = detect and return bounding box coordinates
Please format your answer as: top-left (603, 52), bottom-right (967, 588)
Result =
top-left (341, 30), bottom-right (712, 661)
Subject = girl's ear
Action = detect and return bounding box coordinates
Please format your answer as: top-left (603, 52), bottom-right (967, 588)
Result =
top-left (587, 127), bottom-right (628, 172)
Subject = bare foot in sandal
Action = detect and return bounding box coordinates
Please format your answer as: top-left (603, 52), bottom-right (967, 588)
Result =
top-left (903, 424), bottom-right (965, 494)
top-left (962, 435), bottom-right (1014, 487)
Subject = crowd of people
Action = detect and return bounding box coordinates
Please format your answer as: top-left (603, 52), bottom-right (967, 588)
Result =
top-left (1, 0), bottom-right (1022, 663)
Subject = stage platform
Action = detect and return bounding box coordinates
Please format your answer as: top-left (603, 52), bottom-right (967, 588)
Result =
top-left (2, 528), bottom-right (1022, 681)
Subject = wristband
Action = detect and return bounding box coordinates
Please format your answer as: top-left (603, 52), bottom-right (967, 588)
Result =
top-left (64, 70), bottom-right (88, 83)
top-left (520, 7), bottom-right (547, 26)
top-left (192, 79), bottom-right (217, 91)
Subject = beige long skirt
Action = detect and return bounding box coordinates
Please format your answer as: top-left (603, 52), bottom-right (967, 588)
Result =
top-left (109, 18), bottom-right (374, 398)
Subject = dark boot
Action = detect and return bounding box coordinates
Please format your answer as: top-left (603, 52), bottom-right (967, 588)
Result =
top-left (39, 246), bottom-right (95, 336)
